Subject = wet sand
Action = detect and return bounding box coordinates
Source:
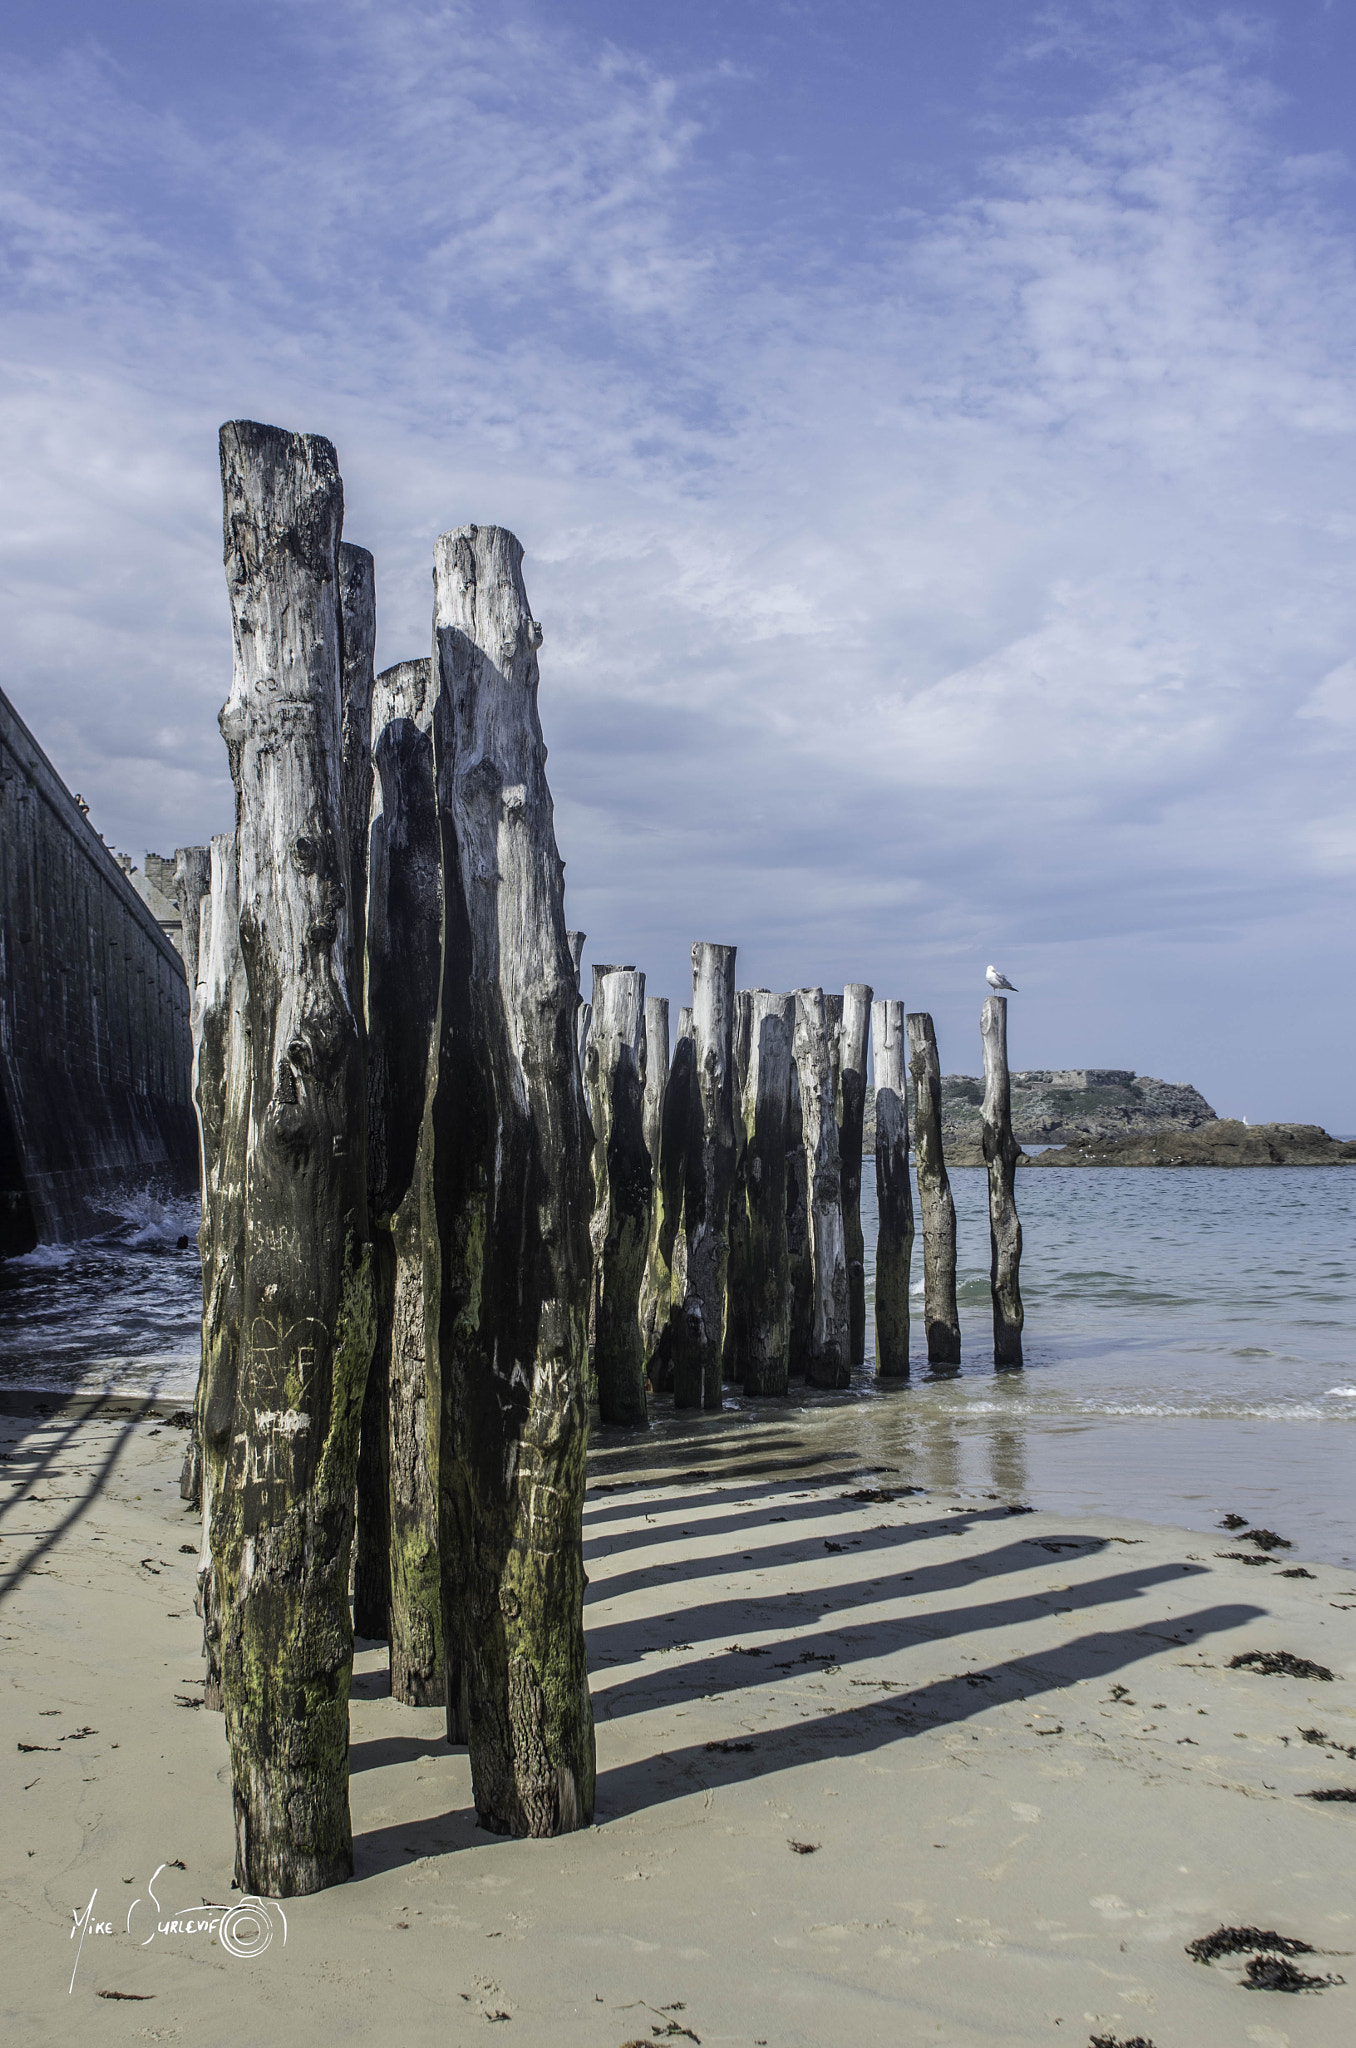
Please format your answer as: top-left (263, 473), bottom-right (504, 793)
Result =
top-left (2, 1404), bottom-right (1353, 2045)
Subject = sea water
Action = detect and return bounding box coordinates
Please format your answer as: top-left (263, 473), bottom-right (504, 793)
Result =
top-left (2, 1168), bottom-right (1353, 1564)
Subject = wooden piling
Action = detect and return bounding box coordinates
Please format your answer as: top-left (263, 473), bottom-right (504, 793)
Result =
top-left (839, 982), bottom-right (872, 1365)
top-left (981, 994), bottom-right (1024, 1367)
top-left (871, 999), bottom-right (914, 1377)
top-left (214, 420), bottom-right (375, 1896)
top-left (429, 523), bottom-right (594, 1837)
top-left (905, 1012), bottom-right (961, 1367)
top-left (586, 967), bottom-right (651, 1426)
top-left (793, 987), bottom-right (850, 1387)
top-left (739, 991), bottom-right (796, 1394)
top-left (678, 943), bottom-right (737, 1410)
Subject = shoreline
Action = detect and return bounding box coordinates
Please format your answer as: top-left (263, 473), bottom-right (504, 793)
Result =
top-left (3, 1413), bottom-right (1353, 2045)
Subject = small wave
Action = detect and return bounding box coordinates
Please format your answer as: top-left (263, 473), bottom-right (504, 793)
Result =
top-left (1328, 1386), bottom-right (1356, 1398)
top-left (5, 1241), bottom-right (80, 1271)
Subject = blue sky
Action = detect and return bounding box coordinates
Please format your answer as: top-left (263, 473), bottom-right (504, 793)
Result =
top-left (2, 1), bottom-right (1354, 1121)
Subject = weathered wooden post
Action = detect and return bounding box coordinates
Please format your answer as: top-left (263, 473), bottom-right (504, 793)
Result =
top-left (641, 1027), bottom-right (696, 1391)
top-left (338, 542), bottom-right (375, 968)
top-left (981, 994), bottom-right (1024, 1367)
top-left (194, 831), bottom-right (249, 1710)
top-left (175, 843), bottom-right (212, 1507)
top-left (723, 988), bottom-right (756, 1384)
top-left (363, 656), bottom-right (443, 1702)
top-left (905, 1012), bottom-right (961, 1367)
top-left (825, 991), bottom-right (844, 1111)
top-left (793, 988), bottom-right (850, 1387)
top-left (586, 967), bottom-right (650, 1426)
top-left (739, 991), bottom-right (795, 1394)
top-left (214, 420), bottom-right (375, 1896)
top-left (677, 1004), bottom-right (693, 1040)
top-left (839, 983), bottom-right (872, 1365)
top-left (567, 931), bottom-right (586, 989)
top-left (677, 942), bottom-right (737, 1410)
top-left (429, 523), bottom-right (594, 1836)
top-left (872, 999), bottom-right (914, 1377)
top-left (786, 1058), bottom-right (813, 1379)
top-left (642, 995), bottom-right (669, 1169)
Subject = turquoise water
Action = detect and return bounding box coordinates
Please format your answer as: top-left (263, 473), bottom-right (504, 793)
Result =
top-left (2, 1167), bottom-right (1353, 1563)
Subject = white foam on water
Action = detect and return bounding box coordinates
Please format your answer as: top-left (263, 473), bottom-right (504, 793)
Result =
top-left (1328, 1386), bottom-right (1356, 1398)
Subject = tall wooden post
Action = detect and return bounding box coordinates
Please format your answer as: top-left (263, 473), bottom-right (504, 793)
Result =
top-left (981, 994), bottom-right (1024, 1367)
top-left (786, 1058), bottom-right (812, 1379)
top-left (194, 831), bottom-right (249, 1712)
top-left (839, 983), bottom-right (872, 1365)
top-left (825, 991), bottom-right (844, 1114)
top-left (793, 988), bottom-right (850, 1387)
top-left (586, 967), bottom-right (651, 1426)
top-left (215, 420), bottom-right (375, 1897)
top-left (677, 1004), bottom-right (693, 1041)
top-left (641, 1028), bottom-right (696, 1392)
top-left (175, 843), bottom-right (212, 1507)
top-left (724, 989), bottom-right (756, 1383)
top-left (642, 995), bottom-right (669, 1170)
top-left (429, 523), bottom-right (594, 1837)
top-left (905, 1012), bottom-right (961, 1367)
top-left (338, 542), bottom-right (375, 972)
top-left (678, 942), bottom-right (737, 1411)
top-left (739, 991), bottom-right (795, 1395)
top-left (363, 656), bottom-right (443, 1703)
top-left (871, 999), bottom-right (913, 1377)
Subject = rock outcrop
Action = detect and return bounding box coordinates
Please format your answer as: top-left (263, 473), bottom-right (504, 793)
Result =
top-left (863, 1068), bottom-right (1217, 1154)
top-left (1026, 1122), bottom-right (1356, 1168)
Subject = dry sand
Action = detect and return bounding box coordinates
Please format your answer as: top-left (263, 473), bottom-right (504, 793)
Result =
top-left (2, 1399), bottom-right (1353, 2047)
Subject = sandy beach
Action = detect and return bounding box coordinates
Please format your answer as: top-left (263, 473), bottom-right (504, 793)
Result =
top-left (2, 1401), bottom-right (1353, 2047)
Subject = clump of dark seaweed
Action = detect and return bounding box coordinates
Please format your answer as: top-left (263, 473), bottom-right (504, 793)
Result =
top-left (1301, 1726), bottom-right (1356, 1759)
top-left (1187, 1927), bottom-right (1316, 1964)
top-left (1216, 1551), bottom-right (1273, 1566)
top-left (1298, 1786), bottom-right (1356, 1802)
top-left (1279, 1566), bottom-right (1316, 1579)
top-left (1219, 1513), bottom-right (1248, 1529)
top-left (1089, 2035), bottom-right (1156, 2047)
top-left (1243, 1954), bottom-right (1344, 1993)
top-left (1242, 1528), bottom-right (1292, 1551)
top-left (1228, 1651), bottom-right (1334, 1681)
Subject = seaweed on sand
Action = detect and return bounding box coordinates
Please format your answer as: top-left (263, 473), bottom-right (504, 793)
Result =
top-left (1228, 1651), bottom-right (1334, 1680)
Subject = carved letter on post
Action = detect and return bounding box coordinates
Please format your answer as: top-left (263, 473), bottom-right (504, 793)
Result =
top-left (981, 994), bottom-right (1024, 1367)
top-left (871, 999), bottom-right (913, 1377)
top-left (430, 524), bottom-right (595, 1837)
top-left (214, 420), bottom-right (375, 1897)
top-left (905, 1012), bottom-right (961, 1368)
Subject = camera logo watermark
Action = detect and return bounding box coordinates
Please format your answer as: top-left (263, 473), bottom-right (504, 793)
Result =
top-left (70, 1863), bottom-right (286, 1992)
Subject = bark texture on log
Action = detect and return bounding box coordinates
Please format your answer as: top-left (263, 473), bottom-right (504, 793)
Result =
top-left (871, 999), bottom-right (914, 1378)
top-left (585, 967), bottom-right (650, 1427)
top-left (678, 942), bottom-right (737, 1410)
top-left (363, 657), bottom-right (443, 1702)
top-left (825, 992), bottom-right (844, 1121)
top-left (905, 1011), bottom-right (961, 1367)
top-left (785, 1058), bottom-right (812, 1379)
top-left (429, 524), bottom-right (594, 1838)
top-left (839, 982), bottom-right (872, 1366)
top-left (981, 994), bottom-right (1024, 1368)
top-left (793, 988), bottom-right (850, 1387)
top-left (214, 420), bottom-right (375, 1897)
top-left (173, 844), bottom-right (212, 990)
top-left (194, 832), bottom-right (249, 1710)
top-left (736, 991), bottom-right (795, 1395)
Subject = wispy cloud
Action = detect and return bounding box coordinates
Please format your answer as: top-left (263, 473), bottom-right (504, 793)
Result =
top-left (0, 1), bottom-right (1353, 1112)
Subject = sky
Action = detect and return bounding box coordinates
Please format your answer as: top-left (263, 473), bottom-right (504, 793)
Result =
top-left (1, 0), bottom-right (1354, 1122)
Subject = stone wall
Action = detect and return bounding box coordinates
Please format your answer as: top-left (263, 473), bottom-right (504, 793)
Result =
top-left (0, 685), bottom-right (197, 1250)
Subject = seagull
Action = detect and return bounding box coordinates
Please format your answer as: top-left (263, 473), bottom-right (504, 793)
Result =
top-left (985, 965), bottom-right (1019, 992)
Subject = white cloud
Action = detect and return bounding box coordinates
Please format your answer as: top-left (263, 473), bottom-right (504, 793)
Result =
top-left (0, 1), bottom-right (1354, 1113)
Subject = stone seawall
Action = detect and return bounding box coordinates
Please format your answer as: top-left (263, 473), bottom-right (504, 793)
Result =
top-left (0, 686), bottom-right (197, 1250)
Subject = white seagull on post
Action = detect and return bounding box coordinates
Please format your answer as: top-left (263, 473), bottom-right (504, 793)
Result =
top-left (985, 965), bottom-right (1018, 992)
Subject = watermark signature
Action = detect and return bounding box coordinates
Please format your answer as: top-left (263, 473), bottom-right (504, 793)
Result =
top-left (69, 1863), bottom-right (286, 1992)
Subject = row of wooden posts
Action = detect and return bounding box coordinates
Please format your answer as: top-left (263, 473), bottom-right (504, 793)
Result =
top-left (176, 419), bottom-right (1022, 1903)
top-left (576, 960), bottom-right (1025, 1437)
